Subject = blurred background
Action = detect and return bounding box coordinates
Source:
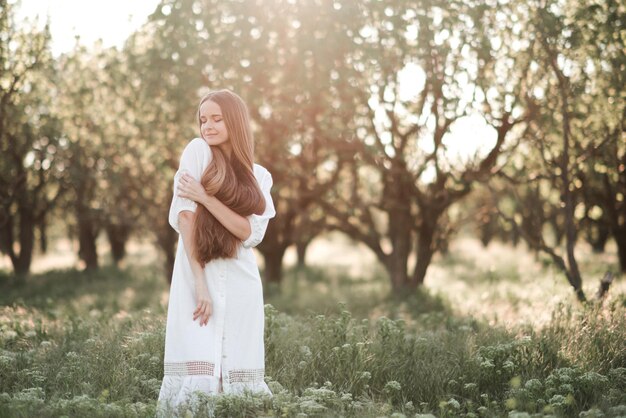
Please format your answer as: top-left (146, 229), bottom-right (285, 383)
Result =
top-left (1, 0), bottom-right (625, 416)
top-left (1, 0), bottom-right (623, 301)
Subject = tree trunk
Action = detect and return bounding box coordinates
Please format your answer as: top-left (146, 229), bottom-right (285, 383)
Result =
top-left (106, 223), bottom-right (130, 266)
top-left (411, 219), bottom-right (437, 288)
top-left (77, 215), bottom-right (99, 271)
top-left (12, 206), bottom-right (35, 280)
top-left (263, 248), bottom-right (286, 284)
top-left (385, 202), bottom-right (412, 291)
top-left (0, 222), bottom-right (9, 255)
top-left (589, 222), bottom-right (610, 253)
top-left (39, 215), bottom-right (47, 254)
top-left (511, 227), bottom-right (521, 247)
top-left (480, 218), bottom-right (495, 247)
top-left (560, 100), bottom-right (585, 302)
top-left (614, 226), bottom-right (626, 273)
top-left (387, 265), bottom-right (410, 295)
top-left (165, 247), bottom-right (176, 282)
top-left (550, 217), bottom-right (565, 247)
top-left (545, 36), bottom-right (586, 302)
top-left (296, 240), bottom-right (309, 268)
top-left (156, 225), bottom-right (177, 284)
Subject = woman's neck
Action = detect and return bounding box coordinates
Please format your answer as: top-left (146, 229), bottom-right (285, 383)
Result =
top-left (220, 143), bottom-right (233, 159)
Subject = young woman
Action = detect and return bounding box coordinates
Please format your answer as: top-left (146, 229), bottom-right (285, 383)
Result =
top-left (157, 89), bottom-right (276, 413)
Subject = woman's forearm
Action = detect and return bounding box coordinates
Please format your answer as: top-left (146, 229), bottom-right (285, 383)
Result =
top-left (178, 211), bottom-right (208, 281)
top-left (176, 173), bottom-right (252, 241)
top-left (199, 194), bottom-right (251, 241)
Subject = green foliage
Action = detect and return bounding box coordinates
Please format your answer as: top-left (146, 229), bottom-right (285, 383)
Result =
top-left (1, 260), bottom-right (624, 417)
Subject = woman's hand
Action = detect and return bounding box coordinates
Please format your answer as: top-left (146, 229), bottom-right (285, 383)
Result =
top-left (193, 278), bottom-right (213, 326)
top-left (178, 173), bottom-right (209, 206)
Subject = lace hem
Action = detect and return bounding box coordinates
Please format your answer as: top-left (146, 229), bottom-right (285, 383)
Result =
top-left (227, 368), bottom-right (265, 384)
top-left (163, 362), bottom-right (266, 384)
top-left (164, 361), bottom-right (215, 376)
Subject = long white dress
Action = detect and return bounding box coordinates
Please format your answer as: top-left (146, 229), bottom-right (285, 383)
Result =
top-left (157, 137), bottom-right (276, 414)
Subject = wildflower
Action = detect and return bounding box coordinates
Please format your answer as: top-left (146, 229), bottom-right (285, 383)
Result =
top-left (505, 397), bottom-right (517, 409)
top-left (579, 407), bottom-right (605, 418)
top-left (509, 412), bottom-right (532, 418)
top-left (464, 382), bottom-right (478, 392)
top-left (384, 380), bottom-right (402, 393)
top-left (350, 400), bottom-right (363, 410)
top-left (3, 330), bottom-right (17, 339)
top-left (446, 398), bottom-right (460, 410)
top-left (549, 394), bottom-right (566, 406)
top-left (560, 383), bottom-right (574, 395)
top-left (480, 359), bottom-right (495, 369)
top-left (268, 381), bottom-right (284, 394)
top-left (299, 399), bottom-right (326, 413)
top-left (524, 378), bottom-right (542, 393)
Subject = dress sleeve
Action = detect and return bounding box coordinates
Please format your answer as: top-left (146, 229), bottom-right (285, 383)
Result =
top-left (168, 139), bottom-right (209, 234)
top-left (242, 170), bottom-right (276, 248)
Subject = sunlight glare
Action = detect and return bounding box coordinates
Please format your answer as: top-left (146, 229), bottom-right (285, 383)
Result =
top-left (15, 0), bottom-right (160, 56)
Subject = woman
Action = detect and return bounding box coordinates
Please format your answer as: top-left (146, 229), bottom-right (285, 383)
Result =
top-left (157, 89), bottom-right (276, 414)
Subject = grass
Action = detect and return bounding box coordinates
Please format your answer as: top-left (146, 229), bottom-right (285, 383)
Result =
top-left (0, 236), bottom-right (625, 417)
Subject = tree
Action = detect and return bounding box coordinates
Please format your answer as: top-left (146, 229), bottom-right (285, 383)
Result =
top-left (0, 3), bottom-right (65, 279)
top-left (55, 43), bottom-right (145, 270)
top-left (493, 0), bottom-right (624, 300)
top-left (571, 0), bottom-right (626, 271)
top-left (322, 0), bottom-right (531, 292)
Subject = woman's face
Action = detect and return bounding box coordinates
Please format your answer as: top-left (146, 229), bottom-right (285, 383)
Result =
top-left (199, 99), bottom-right (229, 148)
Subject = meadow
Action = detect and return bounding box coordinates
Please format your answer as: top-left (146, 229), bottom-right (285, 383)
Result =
top-left (1, 235), bottom-right (625, 417)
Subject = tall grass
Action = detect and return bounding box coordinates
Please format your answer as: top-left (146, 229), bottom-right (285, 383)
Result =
top-left (0, 238), bottom-right (625, 417)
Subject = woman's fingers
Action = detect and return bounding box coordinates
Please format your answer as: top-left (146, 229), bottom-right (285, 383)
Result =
top-left (193, 302), bottom-right (205, 318)
top-left (202, 302), bottom-right (212, 325)
top-left (204, 304), bottom-right (212, 324)
top-left (193, 301), bottom-right (212, 326)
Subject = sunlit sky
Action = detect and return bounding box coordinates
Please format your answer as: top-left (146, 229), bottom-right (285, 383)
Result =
top-left (15, 0), bottom-right (496, 169)
top-left (15, 0), bottom-right (160, 56)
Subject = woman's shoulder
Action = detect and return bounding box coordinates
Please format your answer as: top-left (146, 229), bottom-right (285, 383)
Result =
top-left (184, 137), bottom-right (211, 154)
top-left (253, 163), bottom-right (271, 179)
top-left (179, 138), bottom-right (212, 163)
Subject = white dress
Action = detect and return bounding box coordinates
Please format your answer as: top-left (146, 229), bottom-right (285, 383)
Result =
top-left (157, 138), bottom-right (276, 414)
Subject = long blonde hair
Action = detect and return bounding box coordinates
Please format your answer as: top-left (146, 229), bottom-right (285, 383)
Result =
top-left (193, 89), bottom-right (266, 266)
